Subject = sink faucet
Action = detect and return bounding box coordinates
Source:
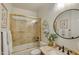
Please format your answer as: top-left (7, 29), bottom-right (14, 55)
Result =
top-left (67, 50), bottom-right (72, 55)
top-left (62, 46), bottom-right (64, 52)
top-left (58, 46), bottom-right (61, 50)
top-left (67, 50), bottom-right (70, 55)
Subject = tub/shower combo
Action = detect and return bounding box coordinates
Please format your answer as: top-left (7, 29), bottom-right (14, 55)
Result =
top-left (9, 14), bottom-right (42, 55)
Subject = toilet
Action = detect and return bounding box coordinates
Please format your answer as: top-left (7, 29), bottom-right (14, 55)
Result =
top-left (30, 48), bottom-right (41, 55)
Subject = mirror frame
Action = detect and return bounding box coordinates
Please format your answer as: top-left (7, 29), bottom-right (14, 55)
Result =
top-left (53, 9), bottom-right (79, 39)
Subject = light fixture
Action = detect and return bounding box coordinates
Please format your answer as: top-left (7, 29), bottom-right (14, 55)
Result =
top-left (56, 3), bottom-right (65, 9)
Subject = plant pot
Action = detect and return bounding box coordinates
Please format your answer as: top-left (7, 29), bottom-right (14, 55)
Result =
top-left (48, 41), bottom-right (54, 46)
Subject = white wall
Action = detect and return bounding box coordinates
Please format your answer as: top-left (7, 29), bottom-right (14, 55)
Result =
top-left (38, 3), bottom-right (79, 51)
top-left (11, 7), bottom-right (37, 17)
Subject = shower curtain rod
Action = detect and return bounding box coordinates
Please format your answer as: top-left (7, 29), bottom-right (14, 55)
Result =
top-left (10, 13), bottom-right (41, 19)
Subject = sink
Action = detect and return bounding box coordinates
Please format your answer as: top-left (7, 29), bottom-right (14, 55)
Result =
top-left (40, 46), bottom-right (67, 55)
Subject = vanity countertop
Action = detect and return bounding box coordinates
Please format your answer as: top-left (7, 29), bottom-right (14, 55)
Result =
top-left (40, 46), bottom-right (57, 55)
top-left (40, 46), bottom-right (79, 55)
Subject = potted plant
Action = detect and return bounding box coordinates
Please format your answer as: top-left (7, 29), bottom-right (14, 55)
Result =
top-left (48, 34), bottom-right (58, 46)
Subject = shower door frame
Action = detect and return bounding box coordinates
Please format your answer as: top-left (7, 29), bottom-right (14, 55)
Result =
top-left (9, 13), bottom-right (41, 54)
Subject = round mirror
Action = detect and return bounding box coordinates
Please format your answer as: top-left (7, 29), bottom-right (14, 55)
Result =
top-left (53, 9), bottom-right (79, 39)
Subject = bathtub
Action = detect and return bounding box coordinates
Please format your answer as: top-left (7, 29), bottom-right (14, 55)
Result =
top-left (12, 41), bottom-right (47, 55)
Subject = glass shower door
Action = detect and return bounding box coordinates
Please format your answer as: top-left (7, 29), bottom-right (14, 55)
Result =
top-left (10, 15), bottom-right (41, 53)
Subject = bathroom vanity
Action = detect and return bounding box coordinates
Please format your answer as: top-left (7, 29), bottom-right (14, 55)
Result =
top-left (40, 46), bottom-right (79, 55)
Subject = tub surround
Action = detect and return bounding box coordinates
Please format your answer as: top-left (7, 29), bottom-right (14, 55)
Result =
top-left (9, 7), bottom-right (41, 54)
top-left (12, 41), bottom-right (47, 55)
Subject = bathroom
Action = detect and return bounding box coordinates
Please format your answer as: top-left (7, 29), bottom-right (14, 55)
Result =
top-left (0, 3), bottom-right (79, 55)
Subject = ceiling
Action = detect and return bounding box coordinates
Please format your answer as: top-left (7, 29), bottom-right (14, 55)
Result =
top-left (12, 3), bottom-right (50, 12)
